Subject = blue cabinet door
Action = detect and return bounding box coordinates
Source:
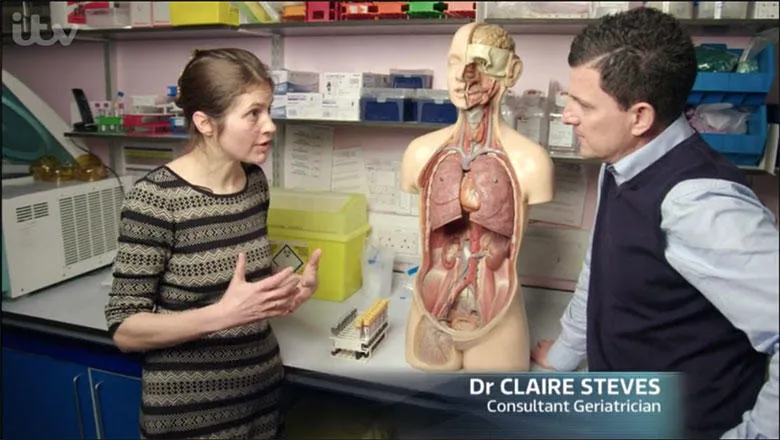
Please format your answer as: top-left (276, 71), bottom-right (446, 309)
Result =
top-left (90, 369), bottom-right (142, 439)
top-left (1, 348), bottom-right (97, 440)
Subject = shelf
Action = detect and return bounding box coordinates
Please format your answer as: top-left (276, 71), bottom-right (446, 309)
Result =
top-left (5, 18), bottom-right (775, 44)
top-left (1, 24), bottom-right (246, 44)
top-left (64, 119), bottom-right (446, 142)
top-left (485, 18), bottom-right (779, 37)
top-left (65, 131), bottom-right (189, 143)
top-left (63, 129), bottom-right (774, 174)
top-left (279, 119), bottom-right (448, 129)
top-left (245, 19), bottom-right (472, 37)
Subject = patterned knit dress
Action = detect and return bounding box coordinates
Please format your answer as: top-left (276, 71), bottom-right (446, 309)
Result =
top-left (105, 164), bottom-right (284, 439)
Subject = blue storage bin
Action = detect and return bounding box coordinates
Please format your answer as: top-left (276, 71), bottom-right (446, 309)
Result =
top-left (698, 105), bottom-right (768, 166)
top-left (390, 73), bottom-right (433, 89)
top-left (689, 44), bottom-right (775, 166)
top-left (360, 88), bottom-right (416, 122)
top-left (360, 97), bottom-right (407, 122)
top-left (416, 98), bottom-right (457, 124)
top-left (689, 43), bottom-right (776, 106)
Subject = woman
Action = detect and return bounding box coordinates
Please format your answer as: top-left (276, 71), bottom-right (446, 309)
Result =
top-left (105, 48), bottom-right (322, 439)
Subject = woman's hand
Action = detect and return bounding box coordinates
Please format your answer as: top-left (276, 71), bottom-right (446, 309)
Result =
top-left (216, 253), bottom-right (299, 327)
top-left (285, 249), bottom-right (323, 314)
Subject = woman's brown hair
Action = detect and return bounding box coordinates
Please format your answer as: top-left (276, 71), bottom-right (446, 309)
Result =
top-left (175, 48), bottom-right (274, 140)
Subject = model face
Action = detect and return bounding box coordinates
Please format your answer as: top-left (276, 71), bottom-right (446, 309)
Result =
top-left (217, 83), bottom-right (276, 165)
top-left (563, 66), bottom-right (634, 163)
top-left (446, 27), bottom-right (507, 111)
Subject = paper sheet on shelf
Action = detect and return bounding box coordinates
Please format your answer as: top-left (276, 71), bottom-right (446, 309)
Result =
top-left (517, 224), bottom-right (590, 282)
top-left (529, 162), bottom-right (588, 228)
top-left (283, 124), bottom-right (333, 190)
top-left (331, 147), bottom-right (370, 195)
top-left (365, 157), bottom-right (412, 215)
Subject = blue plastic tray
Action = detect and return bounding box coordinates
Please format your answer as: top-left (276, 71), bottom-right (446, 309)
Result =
top-left (690, 44), bottom-right (775, 165)
top-left (698, 105), bottom-right (768, 166)
top-left (689, 43), bottom-right (776, 106)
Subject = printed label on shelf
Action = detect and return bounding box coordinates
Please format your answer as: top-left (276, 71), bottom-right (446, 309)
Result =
top-left (270, 240), bottom-right (308, 273)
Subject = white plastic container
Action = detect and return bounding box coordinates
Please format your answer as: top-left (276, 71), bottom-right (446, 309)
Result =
top-left (361, 243), bottom-right (395, 300)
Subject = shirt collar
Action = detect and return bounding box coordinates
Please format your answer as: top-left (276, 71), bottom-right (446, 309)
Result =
top-left (607, 114), bottom-right (695, 186)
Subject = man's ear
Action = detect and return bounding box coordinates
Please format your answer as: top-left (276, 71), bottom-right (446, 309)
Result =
top-left (192, 111), bottom-right (214, 137)
top-left (503, 56), bottom-right (523, 88)
top-left (629, 102), bottom-right (656, 137)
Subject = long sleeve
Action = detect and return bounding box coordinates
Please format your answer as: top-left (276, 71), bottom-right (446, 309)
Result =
top-left (544, 166), bottom-right (606, 371)
top-left (105, 180), bottom-right (174, 337)
top-left (661, 178), bottom-right (779, 440)
top-left (545, 241), bottom-right (591, 371)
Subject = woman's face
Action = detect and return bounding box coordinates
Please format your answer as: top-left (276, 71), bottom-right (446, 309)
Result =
top-left (217, 83), bottom-right (276, 165)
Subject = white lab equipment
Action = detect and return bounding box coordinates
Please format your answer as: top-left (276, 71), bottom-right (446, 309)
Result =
top-left (2, 69), bottom-right (132, 299)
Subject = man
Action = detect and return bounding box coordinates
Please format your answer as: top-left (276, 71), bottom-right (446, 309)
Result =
top-left (531, 7), bottom-right (778, 440)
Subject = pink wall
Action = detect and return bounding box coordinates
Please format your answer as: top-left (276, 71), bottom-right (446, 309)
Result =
top-left (115, 38), bottom-right (273, 99)
top-left (3, 41), bottom-right (106, 121)
top-left (2, 30), bottom-right (776, 290)
top-left (3, 34), bottom-right (752, 123)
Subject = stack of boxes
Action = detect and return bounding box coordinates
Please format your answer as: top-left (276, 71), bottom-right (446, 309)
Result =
top-left (270, 69), bottom-right (458, 124)
top-left (272, 70), bottom-right (390, 121)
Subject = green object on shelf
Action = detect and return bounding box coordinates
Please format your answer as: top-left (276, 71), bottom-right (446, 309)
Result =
top-left (406, 1), bottom-right (446, 19)
top-left (96, 115), bottom-right (123, 132)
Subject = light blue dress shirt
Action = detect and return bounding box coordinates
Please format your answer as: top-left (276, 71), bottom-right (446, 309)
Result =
top-left (545, 115), bottom-right (779, 439)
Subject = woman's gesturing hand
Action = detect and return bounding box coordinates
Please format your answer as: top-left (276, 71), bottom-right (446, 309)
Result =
top-left (285, 249), bottom-right (323, 314)
top-left (217, 253), bottom-right (299, 327)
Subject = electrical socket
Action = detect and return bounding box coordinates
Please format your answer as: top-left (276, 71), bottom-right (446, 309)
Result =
top-left (369, 212), bottom-right (420, 264)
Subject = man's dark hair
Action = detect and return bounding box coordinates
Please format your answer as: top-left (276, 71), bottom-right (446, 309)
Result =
top-left (568, 7), bottom-right (698, 129)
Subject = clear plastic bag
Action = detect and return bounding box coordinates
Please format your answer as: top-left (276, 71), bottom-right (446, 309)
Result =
top-left (736, 28), bottom-right (780, 73)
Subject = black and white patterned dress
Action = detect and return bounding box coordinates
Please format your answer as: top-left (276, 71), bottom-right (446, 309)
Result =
top-left (105, 164), bottom-right (284, 439)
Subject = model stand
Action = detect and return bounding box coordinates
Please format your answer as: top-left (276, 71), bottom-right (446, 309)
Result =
top-left (329, 298), bottom-right (390, 361)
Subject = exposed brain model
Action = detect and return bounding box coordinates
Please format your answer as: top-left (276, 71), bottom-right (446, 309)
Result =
top-left (400, 23), bottom-right (555, 372)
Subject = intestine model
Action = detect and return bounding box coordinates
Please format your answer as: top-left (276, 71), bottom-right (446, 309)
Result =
top-left (329, 298), bottom-right (390, 361)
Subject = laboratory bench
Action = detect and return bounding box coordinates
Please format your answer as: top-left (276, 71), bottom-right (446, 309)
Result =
top-left (1, 267), bottom-right (575, 439)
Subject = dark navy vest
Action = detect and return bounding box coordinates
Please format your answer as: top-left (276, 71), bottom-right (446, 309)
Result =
top-left (587, 133), bottom-right (767, 439)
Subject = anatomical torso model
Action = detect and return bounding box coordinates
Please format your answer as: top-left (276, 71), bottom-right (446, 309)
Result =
top-left (401, 23), bottom-right (554, 372)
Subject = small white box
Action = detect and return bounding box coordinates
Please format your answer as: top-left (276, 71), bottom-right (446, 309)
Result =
top-left (152, 1), bottom-right (171, 26)
top-left (286, 93), bottom-right (322, 119)
top-left (751, 2), bottom-right (779, 18)
top-left (272, 94), bottom-right (287, 119)
top-left (644, 1), bottom-right (694, 18)
top-left (696, 1), bottom-right (749, 19)
top-left (85, 2), bottom-right (131, 28)
top-left (590, 1), bottom-right (630, 17)
top-left (49, 1), bottom-right (90, 29)
top-left (271, 70), bottom-right (320, 94)
top-left (319, 73), bottom-right (390, 98)
top-left (322, 96), bottom-right (360, 121)
top-left (130, 1), bottom-right (153, 27)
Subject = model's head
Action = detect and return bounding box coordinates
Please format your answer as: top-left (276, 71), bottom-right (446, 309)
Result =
top-left (563, 7), bottom-right (697, 163)
top-left (176, 48), bottom-right (276, 165)
top-left (447, 23), bottom-right (522, 110)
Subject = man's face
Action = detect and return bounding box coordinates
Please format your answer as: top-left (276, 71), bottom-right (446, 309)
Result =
top-left (563, 66), bottom-right (635, 163)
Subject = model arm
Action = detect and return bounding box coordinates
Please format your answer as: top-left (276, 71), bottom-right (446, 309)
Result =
top-left (523, 143), bottom-right (556, 206)
top-left (400, 137), bottom-right (427, 194)
top-left (661, 179), bottom-right (779, 440)
top-left (105, 182), bottom-right (228, 353)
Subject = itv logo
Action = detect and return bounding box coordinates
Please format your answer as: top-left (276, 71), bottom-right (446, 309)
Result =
top-left (11, 12), bottom-right (77, 47)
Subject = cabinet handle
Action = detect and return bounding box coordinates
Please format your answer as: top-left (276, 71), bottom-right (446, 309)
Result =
top-left (94, 381), bottom-right (105, 438)
top-left (71, 374), bottom-right (85, 440)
